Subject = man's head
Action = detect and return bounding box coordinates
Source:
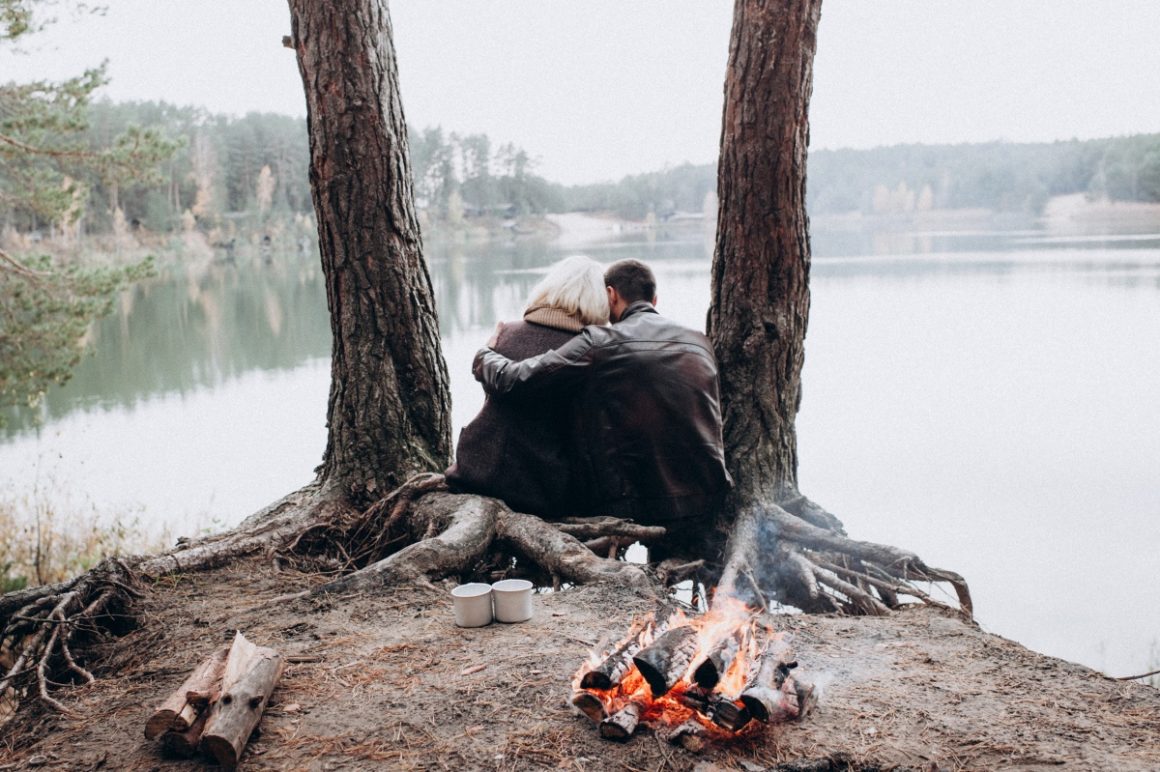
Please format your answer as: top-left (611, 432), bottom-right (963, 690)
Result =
top-left (603, 259), bottom-right (657, 322)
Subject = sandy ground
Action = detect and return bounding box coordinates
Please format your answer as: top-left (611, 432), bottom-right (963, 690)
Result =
top-left (2, 559), bottom-right (1158, 771)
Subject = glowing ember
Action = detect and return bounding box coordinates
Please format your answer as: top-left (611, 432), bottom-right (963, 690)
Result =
top-left (571, 597), bottom-right (811, 742)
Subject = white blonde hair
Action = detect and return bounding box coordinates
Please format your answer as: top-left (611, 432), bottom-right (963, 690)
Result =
top-left (524, 255), bottom-right (610, 325)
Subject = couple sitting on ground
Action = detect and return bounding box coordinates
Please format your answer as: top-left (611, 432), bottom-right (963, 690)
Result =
top-left (446, 257), bottom-right (732, 556)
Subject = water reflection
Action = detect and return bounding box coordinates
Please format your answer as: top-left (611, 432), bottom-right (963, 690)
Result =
top-left (1, 223), bottom-right (1158, 681)
top-left (3, 254), bottom-right (332, 435)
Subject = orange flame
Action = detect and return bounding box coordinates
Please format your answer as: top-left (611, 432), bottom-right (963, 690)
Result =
top-left (573, 597), bottom-right (780, 736)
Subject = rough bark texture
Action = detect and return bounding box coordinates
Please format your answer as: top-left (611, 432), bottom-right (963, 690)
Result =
top-left (708, 0), bottom-right (822, 503)
top-left (287, 0), bottom-right (451, 503)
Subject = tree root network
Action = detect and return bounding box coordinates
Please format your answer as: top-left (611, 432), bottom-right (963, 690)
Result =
top-left (1, 475), bottom-right (971, 721)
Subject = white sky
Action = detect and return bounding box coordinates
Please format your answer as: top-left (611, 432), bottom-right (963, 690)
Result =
top-left (2, 1), bottom-right (1159, 184)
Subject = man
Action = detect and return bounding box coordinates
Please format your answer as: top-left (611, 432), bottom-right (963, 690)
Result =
top-left (473, 259), bottom-right (731, 542)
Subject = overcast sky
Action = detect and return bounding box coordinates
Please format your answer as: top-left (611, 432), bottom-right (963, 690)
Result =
top-left (3, 1), bottom-right (1159, 184)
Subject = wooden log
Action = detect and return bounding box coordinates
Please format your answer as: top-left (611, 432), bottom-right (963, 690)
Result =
top-left (675, 687), bottom-right (752, 732)
top-left (632, 625), bottom-right (697, 697)
top-left (571, 691), bottom-right (606, 723)
top-left (200, 632), bottom-right (284, 770)
top-left (160, 712), bottom-right (208, 758)
top-left (659, 718), bottom-right (705, 751)
top-left (692, 631), bottom-right (742, 689)
top-left (709, 697), bottom-right (752, 732)
top-left (580, 619), bottom-right (650, 691)
top-left (144, 645), bottom-right (229, 739)
top-left (739, 641), bottom-right (801, 723)
top-left (599, 701), bottom-right (642, 741)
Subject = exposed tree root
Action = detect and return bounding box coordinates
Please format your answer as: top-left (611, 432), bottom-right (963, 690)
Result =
top-left (0, 558), bottom-right (140, 717)
top-left (138, 481), bottom-right (355, 578)
top-left (301, 490), bottom-right (657, 596)
top-left (716, 499), bottom-right (972, 618)
top-left (2, 474), bottom-right (972, 723)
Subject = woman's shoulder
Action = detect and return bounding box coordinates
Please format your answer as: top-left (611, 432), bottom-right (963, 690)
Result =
top-left (497, 319), bottom-right (578, 358)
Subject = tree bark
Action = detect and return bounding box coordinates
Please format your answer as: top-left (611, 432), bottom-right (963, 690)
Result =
top-left (287, 0), bottom-right (451, 503)
top-left (708, 0), bottom-right (822, 503)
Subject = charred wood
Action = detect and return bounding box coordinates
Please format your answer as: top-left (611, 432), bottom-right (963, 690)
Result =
top-left (599, 701), bottom-right (642, 741)
top-left (739, 642), bottom-right (802, 723)
top-left (659, 718), bottom-right (706, 751)
top-left (692, 632), bottom-right (742, 690)
top-left (633, 625), bottom-right (698, 697)
top-left (580, 619), bottom-right (649, 691)
top-left (571, 691), bottom-right (606, 723)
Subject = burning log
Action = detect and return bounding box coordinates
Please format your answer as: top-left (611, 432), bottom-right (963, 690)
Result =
top-left (570, 691), bottom-right (607, 723)
top-left (710, 697), bottom-right (752, 732)
top-left (145, 646), bottom-right (229, 739)
top-left (739, 643), bottom-right (804, 723)
top-left (580, 619), bottom-right (651, 691)
top-left (632, 625), bottom-right (698, 697)
top-left (599, 701), bottom-right (642, 741)
top-left (692, 632), bottom-right (742, 690)
top-left (676, 688), bottom-right (752, 732)
top-left (200, 632), bottom-right (285, 770)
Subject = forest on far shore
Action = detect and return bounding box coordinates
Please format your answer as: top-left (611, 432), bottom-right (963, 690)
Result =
top-left (3, 98), bottom-right (1160, 239)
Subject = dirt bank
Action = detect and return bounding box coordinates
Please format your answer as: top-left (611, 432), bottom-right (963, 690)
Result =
top-left (2, 560), bottom-right (1157, 770)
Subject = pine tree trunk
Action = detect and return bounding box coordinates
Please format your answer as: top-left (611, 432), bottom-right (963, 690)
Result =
top-left (708, 0), bottom-right (822, 504)
top-left (287, 0), bottom-right (452, 502)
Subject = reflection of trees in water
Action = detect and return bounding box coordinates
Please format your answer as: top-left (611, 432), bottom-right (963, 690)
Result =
top-left (16, 226), bottom-right (1142, 438)
top-left (3, 254), bottom-right (332, 435)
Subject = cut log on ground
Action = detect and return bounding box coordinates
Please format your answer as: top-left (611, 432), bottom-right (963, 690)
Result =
top-left (145, 645), bottom-right (229, 739)
top-left (160, 711), bottom-right (208, 759)
top-left (200, 632), bottom-right (284, 770)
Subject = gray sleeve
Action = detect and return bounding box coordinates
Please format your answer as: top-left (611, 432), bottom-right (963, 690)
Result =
top-left (472, 329), bottom-right (598, 396)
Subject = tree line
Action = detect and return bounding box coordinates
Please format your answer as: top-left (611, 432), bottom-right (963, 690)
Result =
top-left (6, 96), bottom-right (1158, 240)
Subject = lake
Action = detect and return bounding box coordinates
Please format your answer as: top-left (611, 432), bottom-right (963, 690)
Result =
top-left (3, 219), bottom-right (1158, 680)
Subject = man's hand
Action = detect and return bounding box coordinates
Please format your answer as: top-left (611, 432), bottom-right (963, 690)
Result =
top-left (486, 321), bottom-right (504, 349)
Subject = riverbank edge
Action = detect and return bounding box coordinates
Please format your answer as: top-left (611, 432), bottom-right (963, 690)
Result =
top-left (2, 558), bottom-right (1158, 770)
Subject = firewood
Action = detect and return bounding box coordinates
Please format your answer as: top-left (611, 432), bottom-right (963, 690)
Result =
top-left (632, 625), bottom-right (698, 697)
top-left (144, 645), bottom-right (229, 739)
top-left (199, 632), bottom-right (284, 770)
top-left (709, 697), bottom-right (752, 731)
top-left (739, 642), bottom-right (801, 723)
top-left (676, 687), bottom-right (752, 731)
top-left (659, 718), bottom-right (705, 751)
top-left (580, 619), bottom-right (649, 691)
top-left (599, 701), bottom-right (642, 741)
top-left (159, 712), bottom-right (208, 759)
top-left (692, 631), bottom-right (742, 689)
top-left (571, 691), bottom-right (606, 723)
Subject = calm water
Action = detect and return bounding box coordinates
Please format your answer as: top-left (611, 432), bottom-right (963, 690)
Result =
top-left (3, 223), bottom-right (1159, 679)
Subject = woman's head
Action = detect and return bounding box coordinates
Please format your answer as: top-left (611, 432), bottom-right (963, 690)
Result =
top-left (525, 255), bottom-right (610, 325)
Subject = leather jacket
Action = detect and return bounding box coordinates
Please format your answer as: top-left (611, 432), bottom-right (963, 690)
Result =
top-left (473, 301), bottom-right (732, 525)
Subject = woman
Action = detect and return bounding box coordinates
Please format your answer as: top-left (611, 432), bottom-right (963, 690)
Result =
top-left (445, 255), bottom-right (608, 517)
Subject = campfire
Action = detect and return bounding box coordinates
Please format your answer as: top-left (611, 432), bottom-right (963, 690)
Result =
top-left (571, 597), bottom-right (814, 745)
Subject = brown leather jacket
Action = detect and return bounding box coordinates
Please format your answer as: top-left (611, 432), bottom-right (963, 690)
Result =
top-left (473, 302), bottom-right (732, 525)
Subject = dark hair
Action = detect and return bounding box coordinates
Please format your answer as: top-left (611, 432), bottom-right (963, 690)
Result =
top-left (603, 259), bottom-right (656, 304)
